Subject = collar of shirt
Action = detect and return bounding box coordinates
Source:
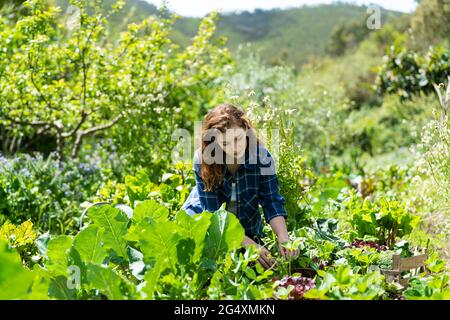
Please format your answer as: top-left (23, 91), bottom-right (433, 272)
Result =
top-left (221, 146), bottom-right (259, 176)
top-left (220, 146), bottom-right (260, 198)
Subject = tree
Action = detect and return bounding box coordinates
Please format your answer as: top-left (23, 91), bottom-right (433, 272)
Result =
top-left (0, 0), bottom-right (130, 159)
top-left (0, 0), bottom-right (231, 166)
top-left (375, 46), bottom-right (450, 101)
top-left (0, 0), bottom-right (30, 21)
top-left (326, 16), bottom-right (371, 56)
top-left (411, 0), bottom-right (450, 49)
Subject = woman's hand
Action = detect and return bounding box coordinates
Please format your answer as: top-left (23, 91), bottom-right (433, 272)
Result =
top-left (256, 244), bottom-right (275, 269)
top-left (242, 235), bottom-right (275, 269)
top-left (269, 216), bottom-right (300, 259)
top-left (278, 237), bottom-right (300, 259)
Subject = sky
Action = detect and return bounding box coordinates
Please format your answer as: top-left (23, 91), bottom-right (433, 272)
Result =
top-left (144, 0), bottom-right (418, 17)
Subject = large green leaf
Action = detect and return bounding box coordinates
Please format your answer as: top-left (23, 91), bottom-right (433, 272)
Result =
top-left (137, 220), bottom-right (180, 272)
top-left (26, 267), bottom-right (51, 300)
top-left (88, 205), bottom-right (129, 260)
top-left (175, 210), bottom-right (212, 264)
top-left (0, 241), bottom-right (34, 299)
top-left (46, 235), bottom-right (73, 276)
top-left (125, 171), bottom-right (154, 206)
top-left (202, 205), bottom-right (245, 265)
top-left (132, 200), bottom-right (169, 223)
top-left (86, 263), bottom-right (125, 300)
top-left (48, 275), bottom-right (78, 300)
top-left (73, 225), bottom-right (107, 265)
top-left (142, 263), bottom-right (162, 299)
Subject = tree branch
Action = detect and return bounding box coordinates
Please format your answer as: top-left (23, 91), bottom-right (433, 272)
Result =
top-left (28, 53), bottom-right (57, 112)
top-left (70, 114), bottom-right (123, 158)
top-left (81, 114), bottom-right (123, 136)
top-left (61, 110), bottom-right (88, 138)
top-left (2, 114), bottom-right (51, 128)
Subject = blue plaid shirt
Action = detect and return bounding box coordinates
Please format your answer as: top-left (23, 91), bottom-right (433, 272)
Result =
top-left (182, 145), bottom-right (288, 239)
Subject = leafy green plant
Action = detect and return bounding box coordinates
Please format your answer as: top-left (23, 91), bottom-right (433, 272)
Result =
top-left (0, 219), bottom-right (38, 266)
top-left (346, 194), bottom-right (420, 248)
top-left (0, 240), bottom-right (41, 299)
top-left (376, 46), bottom-right (449, 101)
top-left (334, 247), bottom-right (394, 274)
top-left (207, 245), bottom-right (277, 300)
top-left (304, 265), bottom-right (386, 300)
top-left (0, 153), bottom-right (105, 234)
top-left (94, 167), bottom-right (193, 214)
top-left (404, 274), bottom-right (450, 300)
top-left (0, 201), bottom-right (280, 300)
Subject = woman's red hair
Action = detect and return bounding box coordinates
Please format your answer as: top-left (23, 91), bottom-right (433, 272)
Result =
top-left (200, 103), bottom-right (259, 192)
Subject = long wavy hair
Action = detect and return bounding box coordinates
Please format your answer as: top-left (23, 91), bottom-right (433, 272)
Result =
top-left (200, 103), bottom-right (259, 192)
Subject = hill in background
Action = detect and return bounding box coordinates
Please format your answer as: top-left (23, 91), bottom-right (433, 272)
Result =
top-left (52, 0), bottom-right (406, 68)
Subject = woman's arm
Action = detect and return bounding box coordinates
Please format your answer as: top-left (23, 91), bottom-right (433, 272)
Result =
top-left (257, 148), bottom-right (299, 259)
top-left (269, 216), bottom-right (290, 243)
top-left (269, 216), bottom-right (300, 259)
top-left (242, 235), bottom-right (274, 269)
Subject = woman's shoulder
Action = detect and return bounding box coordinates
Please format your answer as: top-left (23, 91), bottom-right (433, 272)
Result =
top-left (248, 143), bottom-right (273, 165)
top-left (252, 144), bottom-right (276, 175)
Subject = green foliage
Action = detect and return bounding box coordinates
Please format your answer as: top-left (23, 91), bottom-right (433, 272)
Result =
top-left (344, 94), bottom-right (433, 156)
top-left (1, 202), bottom-right (270, 300)
top-left (326, 15), bottom-right (372, 56)
top-left (414, 81), bottom-right (450, 204)
top-left (1, 156), bottom-right (448, 300)
top-left (334, 247), bottom-right (395, 274)
top-left (88, 205), bottom-right (128, 261)
top-left (346, 194), bottom-right (420, 248)
top-left (110, 11), bottom-right (232, 177)
top-left (411, 0), bottom-right (450, 49)
top-left (226, 47), bottom-right (296, 104)
top-left (305, 266), bottom-right (386, 300)
top-left (0, 219), bottom-right (38, 265)
top-left (376, 46), bottom-right (450, 101)
top-left (94, 167), bottom-right (194, 213)
top-left (215, 4), bottom-right (398, 69)
top-left (207, 246), bottom-right (276, 300)
top-left (0, 0), bottom-right (231, 174)
top-left (202, 204), bottom-right (245, 267)
top-left (0, 240), bottom-right (36, 299)
top-left (51, 1), bottom-right (403, 70)
top-left (0, 0), bottom-right (449, 301)
top-left (85, 263), bottom-right (128, 300)
top-left (404, 274), bottom-right (450, 300)
top-left (72, 225), bottom-right (106, 265)
top-left (0, 153), bottom-right (105, 234)
top-left (0, 219), bottom-right (36, 247)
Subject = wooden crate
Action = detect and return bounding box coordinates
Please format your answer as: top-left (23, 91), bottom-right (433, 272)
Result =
top-left (381, 254), bottom-right (429, 287)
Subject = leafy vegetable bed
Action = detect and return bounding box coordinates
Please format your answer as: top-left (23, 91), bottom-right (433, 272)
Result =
top-left (1, 167), bottom-right (449, 300)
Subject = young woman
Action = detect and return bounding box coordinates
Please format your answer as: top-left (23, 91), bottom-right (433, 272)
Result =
top-left (182, 103), bottom-right (299, 269)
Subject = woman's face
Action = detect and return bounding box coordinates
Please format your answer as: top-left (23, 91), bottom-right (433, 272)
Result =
top-left (215, 125), bottom-right (247, 162)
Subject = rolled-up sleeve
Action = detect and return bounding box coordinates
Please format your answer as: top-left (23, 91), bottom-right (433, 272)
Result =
top-left (257, 148), bottom-right (288, 223)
